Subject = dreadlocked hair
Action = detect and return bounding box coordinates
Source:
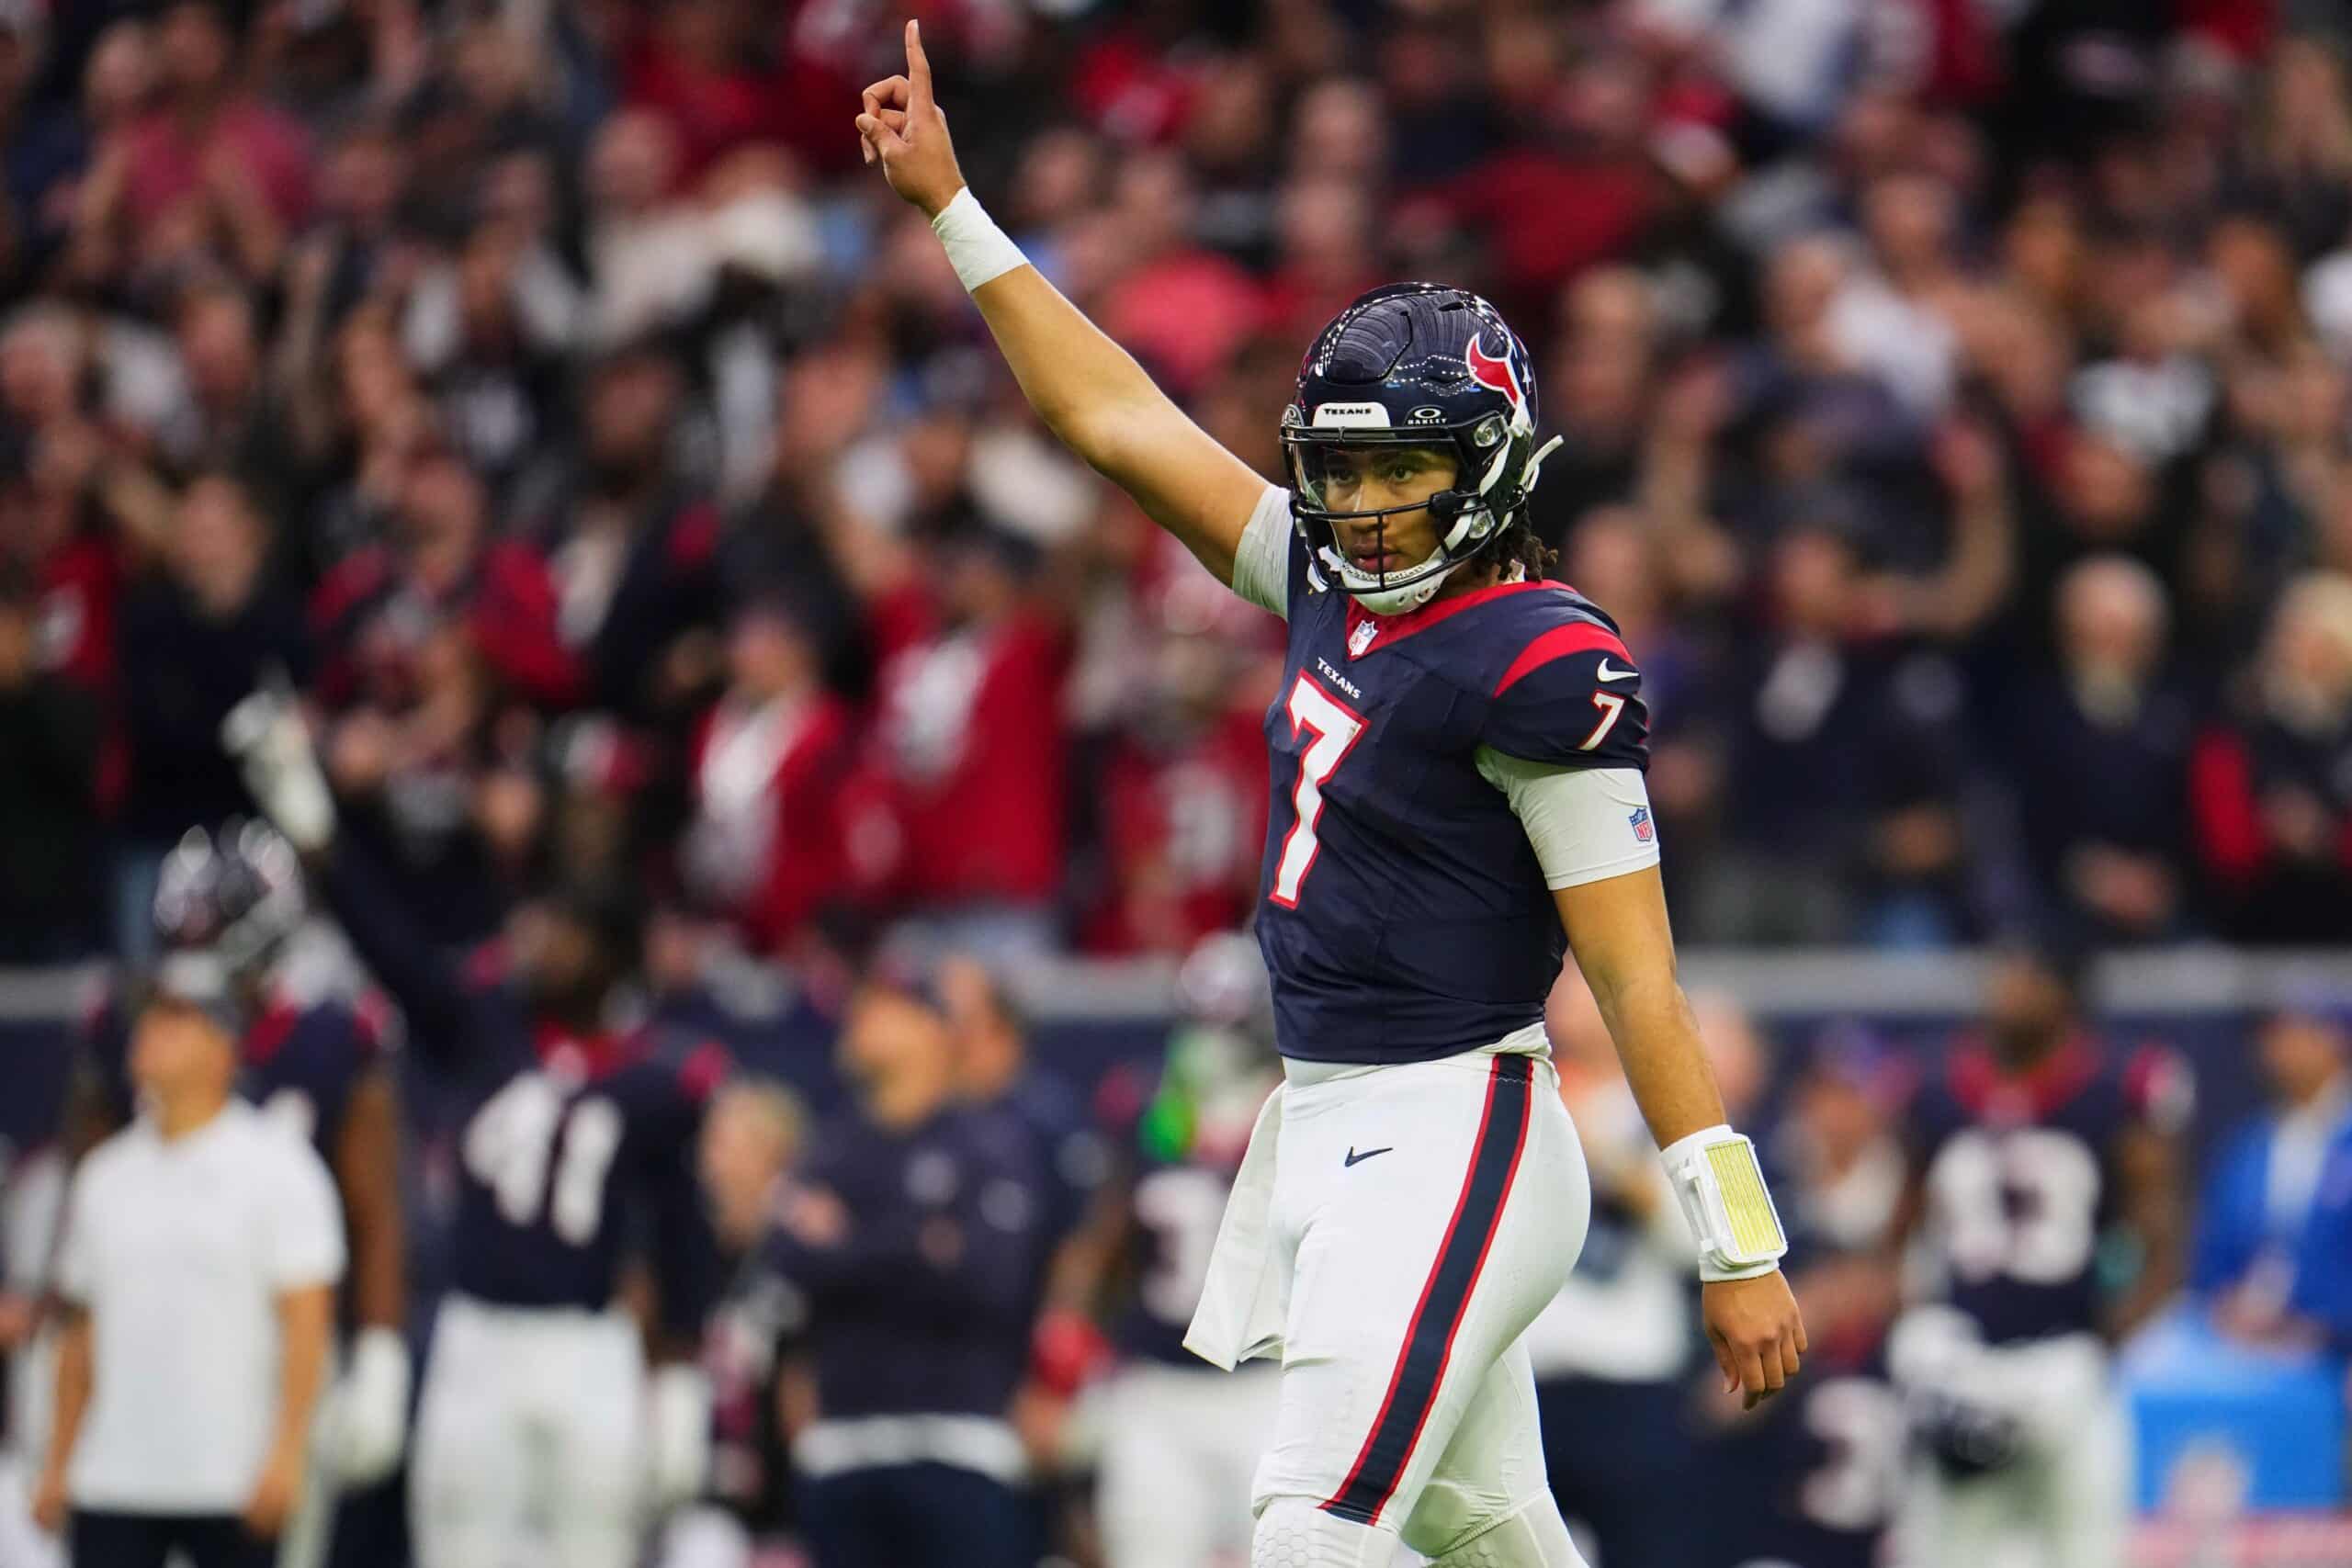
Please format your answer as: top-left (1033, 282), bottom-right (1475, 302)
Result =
top-left (1494, 512), bottom-right (1558, 583)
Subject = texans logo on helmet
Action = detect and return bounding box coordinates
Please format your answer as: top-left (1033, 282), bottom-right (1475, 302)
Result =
top-left (1464, 332), bottom-right (1526, 419)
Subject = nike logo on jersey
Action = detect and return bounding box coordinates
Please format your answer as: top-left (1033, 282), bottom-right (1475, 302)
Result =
top-left (1595, 659), bottom-right (1637, 682)
top-left (1343, 1145), bottom-right (1393, 1168)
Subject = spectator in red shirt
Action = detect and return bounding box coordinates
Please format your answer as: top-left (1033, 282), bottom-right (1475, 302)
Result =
top-left (683, 591), bottom-right (856, 956)
top-left (2192, 571), bottom-right (2352, 942)
top-left (311, 448), bottom-right (582, 714)
top-left (77, 0), bottom-right (311, 288)
top-left (1080, 592), bottom-right (1270, 956)
top-left (1, 308), bottom-right (125, 696)
top-left (1099, 152), bottom-right (1264, 399)
top-left (854, 526), bottom-right (1071, 961)
top-left (1258, 176), bottom-right (1385, 345)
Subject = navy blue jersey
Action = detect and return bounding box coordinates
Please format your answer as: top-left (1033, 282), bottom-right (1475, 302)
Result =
top-left (1259, 537), bottom-right (1651, 1063)
top-left (319, 845), bottom-right (725, 1332)
top-left (83, 986), bottom-right (386, 1162)
top-left (1909, 1037), bottom-right (2182, 1345)
top-left (1705, 1360), bottom-right (1904, 1568)
top-left (978, 1066), bottom-right (1106, 1248)
top-left (761, 1103), bottom-right (1051, 1421)
top-left (1115, 1149), bottom-right (1240, 1367)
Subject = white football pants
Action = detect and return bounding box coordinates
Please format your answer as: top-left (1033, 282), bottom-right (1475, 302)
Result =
top-left (1894, 1322), bottom-right (2131, 1568)
top-left (1097, 1359), bottom-right (1282, 1568)
top-left (410, 1294), bottom-right (647, 1568)
top-left (1201, 1045), bottom-right (1593, 1565)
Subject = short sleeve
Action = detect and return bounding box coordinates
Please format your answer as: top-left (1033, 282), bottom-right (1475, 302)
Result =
top-left (1482, 629), bottom-right (1650, 770)
top-left (266, 1140), bottom-right (347, 1292)
top-left (55, 1163), bottom-right (96, 1305)
top-left (1228, 485), bottom-right (1295, 620)
top-left (1476, 753), bottom-right (1662, 888)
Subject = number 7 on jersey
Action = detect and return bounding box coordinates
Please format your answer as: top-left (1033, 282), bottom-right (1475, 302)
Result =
top-left (1270, 672), bottom-right (1367, 908)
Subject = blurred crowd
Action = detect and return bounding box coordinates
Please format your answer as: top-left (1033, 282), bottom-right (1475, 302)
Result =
top-left (10, 7), bottom-right (2352, 1567)
top-left (9, 0), bottom-right (2352, 972)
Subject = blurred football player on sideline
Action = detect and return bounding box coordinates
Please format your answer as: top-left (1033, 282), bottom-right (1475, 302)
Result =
top-left (1091, 933), bottom-right (1285, 1568)
top-left (1890, 946), bottom-right (2188, 1568)
top-left (1705, 1029), bottom-right (1912, 1568)
top-left (72, 823), bottom-right (409, 1568)
top-left (755, 970), bottom-right (1054, 1568)
top-left (936, 951), bottom-right (1110, 1495)
top-left (220, 693), bottom-right (726, 1568)
top-left (856, 26), bottom-right (1804, 1568)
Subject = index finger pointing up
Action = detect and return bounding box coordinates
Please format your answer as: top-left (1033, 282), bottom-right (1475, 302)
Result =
top-left (906, 19), bottom-right (933, 110)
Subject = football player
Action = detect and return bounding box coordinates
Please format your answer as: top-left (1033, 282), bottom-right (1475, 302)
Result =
top-left (1091, 933), bottom-right (1286, 1568)
top-left (1890, 947), bottom-right (2188, 1568)
top-left (72, 822), bottom-right (408, 1568)
top-left (856, 28), bottom-right (1804, 1568)
top-left (220, 694), bottom-right (726, 1568)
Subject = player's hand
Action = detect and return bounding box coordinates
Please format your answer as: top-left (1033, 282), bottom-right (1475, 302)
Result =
top-left (855, 20), bottom-right (967, 219)
top-left (781, 1183), bottom-right (850, 1248)
top-left (242, 1438), bottom-right (304, 1539)
top-left (221, 681), bottom-right (337, 855)
top-left (329, 1325), bottom-right (412, 1485)
top-left (30, 1460), bottom-right (67, 1535)
top-left (1702, 1269), bottom-right (1806, 1411)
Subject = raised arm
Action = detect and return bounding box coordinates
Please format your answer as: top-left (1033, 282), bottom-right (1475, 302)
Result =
top-left (855, 21), bottom-right (1268, 585)
top-left (221, 687), bottom-right (475, 1055)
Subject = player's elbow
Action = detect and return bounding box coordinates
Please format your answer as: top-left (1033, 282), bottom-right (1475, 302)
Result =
top-left (1576, 945), bottom-right (1684, 1023)
top-left (1044, 382), bottom-right (1165, 479)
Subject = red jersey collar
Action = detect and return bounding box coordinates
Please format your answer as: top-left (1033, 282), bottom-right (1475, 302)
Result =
top-left (1948, 1031), bottom-right (2103, 1123)
top-left (1342, 579), bottom-right (1576, 660)
top-left (243, 987), bottom-right (302, 1066)
top-left (535, 1020), bottom-right (641, 1080)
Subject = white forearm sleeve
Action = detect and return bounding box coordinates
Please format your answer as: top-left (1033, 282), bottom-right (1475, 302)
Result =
top-left (1228, 485), bottom-right (1294, 619)
top-left (1475, 752), bottom-right (1660, 888)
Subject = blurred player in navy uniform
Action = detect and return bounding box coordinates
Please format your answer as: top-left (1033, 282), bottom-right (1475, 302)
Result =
top-left (220, 691), bottom-right (725, 1568)
top-left (859, 28), bottom-right (1804, 1568)
top-left (939, 954), bottom-right (1105, 1271)
top-left (935, 953), bottom-right (1110, 1549)
top-left (1089, 933), bottom-right (1284, 1568)
top-left (754, 970), bottom-right (1053, 1568)
top-left (72, 822), bottom-right (410, 1568)
top-left (1890, 947), bottom-right (2188, 1568)
top-left (1704, 1030), bottom-right (1913, 1568)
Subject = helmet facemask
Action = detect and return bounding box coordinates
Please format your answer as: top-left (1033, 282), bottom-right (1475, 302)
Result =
top-left (1283, 407), bottom-right (1561, 616)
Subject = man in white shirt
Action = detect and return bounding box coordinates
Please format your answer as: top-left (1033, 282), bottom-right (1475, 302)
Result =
top-left (31, 952), bottom-right (345, 1568)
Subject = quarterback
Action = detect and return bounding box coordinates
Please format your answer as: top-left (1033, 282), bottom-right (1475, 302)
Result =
top-left (857, 25), bottom-right (1804, 1568)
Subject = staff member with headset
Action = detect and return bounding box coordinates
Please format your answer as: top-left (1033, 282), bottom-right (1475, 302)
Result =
top-left (32, 949), bottom-right (345, 1568)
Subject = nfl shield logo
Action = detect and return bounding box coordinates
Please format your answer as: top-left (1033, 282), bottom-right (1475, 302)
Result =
top-left (1628, 807), bottom-right (1653, 843)
top-left (1348, 619), bottom-right (1377, 657)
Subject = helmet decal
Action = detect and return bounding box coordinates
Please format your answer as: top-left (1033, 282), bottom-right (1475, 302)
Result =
top-left (1464, 331), bottom-right (1527, 425)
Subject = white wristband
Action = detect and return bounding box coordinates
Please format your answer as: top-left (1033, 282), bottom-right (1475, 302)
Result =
top-left (1658, 1123), bottom-right (1788, 1282)
top-left (931, 187), bottom-right (1028, 293)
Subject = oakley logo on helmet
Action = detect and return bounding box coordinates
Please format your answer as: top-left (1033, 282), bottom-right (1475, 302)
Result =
top-left (1464, 332), bottom-right (1527, 423)
top-left (1407, 405), bottom-right (1446, 423)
